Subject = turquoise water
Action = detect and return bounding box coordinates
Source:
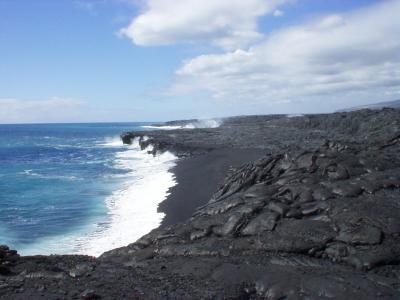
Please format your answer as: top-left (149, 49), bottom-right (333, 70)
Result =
top-left (0, 123), bottom-right (172, 255)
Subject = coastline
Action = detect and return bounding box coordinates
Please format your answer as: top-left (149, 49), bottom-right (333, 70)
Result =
top-left (158, 148), bottom-right (266, 227)
top-left (1, 109), bottom-right (400, 299)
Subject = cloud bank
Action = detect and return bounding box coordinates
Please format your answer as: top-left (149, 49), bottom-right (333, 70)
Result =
top-left (120, 0), bottom-right (400, 112)
top-left (120, 0), bottom-right (289, 49)
top-left (172, 0), bottom-right (400, 107)
top-left (0, 98), bottom-right (86, 124)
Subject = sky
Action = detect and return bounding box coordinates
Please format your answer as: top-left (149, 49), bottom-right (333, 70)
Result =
top-left (0, 0), bottom-right (399, 123)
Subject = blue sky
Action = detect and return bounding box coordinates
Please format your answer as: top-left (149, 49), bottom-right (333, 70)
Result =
top-left (0, 0), bottom-right (399, 123)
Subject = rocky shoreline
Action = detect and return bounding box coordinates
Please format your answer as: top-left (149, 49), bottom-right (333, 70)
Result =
top-left (1, 108), bottom-right (400, 299)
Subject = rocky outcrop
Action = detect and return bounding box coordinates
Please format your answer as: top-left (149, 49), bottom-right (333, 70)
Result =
top-left (1, 108), bottom-right (400, 299)
top-left (99, 133), bottom-right (400, 298)
top-left (122, 108), bottom-right (400, 156)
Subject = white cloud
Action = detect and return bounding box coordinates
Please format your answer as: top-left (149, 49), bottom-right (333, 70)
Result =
top-left (0, 97), bottom-right (86, 124)
top-left (172, 0), bottom-right (400, 109)
top-left (120, 0), bottom-right (290, 50)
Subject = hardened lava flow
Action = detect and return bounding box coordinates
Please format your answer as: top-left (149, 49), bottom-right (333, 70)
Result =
top-left (1, 108), bottom-right (400, 299)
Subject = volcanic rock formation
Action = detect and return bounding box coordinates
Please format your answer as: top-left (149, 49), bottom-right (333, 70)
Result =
top-left (1, 108), bottom-right (400, 299)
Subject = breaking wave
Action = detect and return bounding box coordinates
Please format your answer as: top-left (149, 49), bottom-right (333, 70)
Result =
top-left (142, 118), bottom-right (222, 130)
top-left (19, 138), bottom-right (177, 257)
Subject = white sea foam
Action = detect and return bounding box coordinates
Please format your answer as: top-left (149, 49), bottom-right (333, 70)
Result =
top-left (20, 169), bottom-right (38, 176)
top-left (19, 140), bottom-right (177, 257)
top-left (97, 135), bottom-right (149, 149)
top-left (19, 170), bottom-right (79, 181)
top-left (76, 149), bottom-right (176, 256)
top-left (142, 118), bottom-right (222, 130)
top-left (98, 136), bottom-right (124, 147)
top-left (184, 119), bottom-right (221, 129)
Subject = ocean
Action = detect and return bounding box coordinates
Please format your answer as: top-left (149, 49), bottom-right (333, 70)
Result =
top-left (0, 123), bottom-right (177, 257)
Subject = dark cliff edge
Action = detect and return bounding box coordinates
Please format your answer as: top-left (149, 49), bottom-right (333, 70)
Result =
top-left (1, 108), bottom-right (400, 299)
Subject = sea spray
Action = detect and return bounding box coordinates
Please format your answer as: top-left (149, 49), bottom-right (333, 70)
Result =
top-left (0, 123), bottom-right (177, 257)
top-left (76, 144), bottom-right (177, 256)
top-left (142, 118), bottom-right (222, 130)
top-left (19, 139), bottom-right (177, 257)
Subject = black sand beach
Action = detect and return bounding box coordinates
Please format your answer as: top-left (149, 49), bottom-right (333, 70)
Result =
top-left (1, 109), bottom-right (400, 299)
top-left (159, 148), bottom-right (266, 227)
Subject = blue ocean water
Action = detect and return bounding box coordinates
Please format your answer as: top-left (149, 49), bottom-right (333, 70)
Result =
top-left (0, 123), bottom-right (176, 256)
